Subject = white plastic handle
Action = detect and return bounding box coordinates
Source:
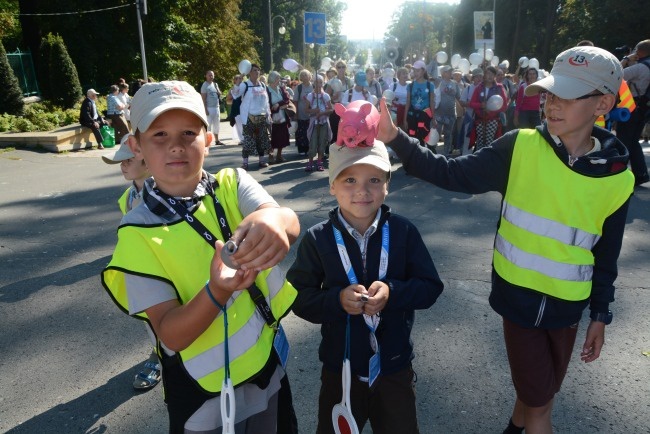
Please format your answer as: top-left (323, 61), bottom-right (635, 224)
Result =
top-left (220, 378), bottom-right (236, 434)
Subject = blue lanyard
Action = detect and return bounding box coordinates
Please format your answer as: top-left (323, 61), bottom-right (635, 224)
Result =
top-left (332, 221), bottom-right (389, 358)
top-left (332, 222), bottom-right (389, 284)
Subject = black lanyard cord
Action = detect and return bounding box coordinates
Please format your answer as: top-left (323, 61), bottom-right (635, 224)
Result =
top-left (154, 184), bottom-right (277, 327)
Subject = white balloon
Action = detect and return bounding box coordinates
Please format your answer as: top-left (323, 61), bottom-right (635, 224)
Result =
top-left (469, 52), bottom-right (483, 66)
top-left (436, 51), bottom-right (448, 64)
top-left (518, 56), bottom-right (529, 68)
top-left (427, 129), bottom-right (439, 147)
top-left (470, 64), bottom-right (481, 73)
top-left (484, 48), bottom-right (494, 61)
top-left (458, 58), bottom-right (470, 75)
top-left (382, 89), bottom-right (395, 105)
top-left (282, 58), bottom-right (300, 72)
top-left (529, 58), bottom-right (540, 70)
top-left (450, 53), bottom-right (461, 68)
top-left (491, 55), bottom-right (500, 67)
top-left (238, 59), bottom-right (252, 75)
top-left (328, 78), bottom-right (343, 93)
top-left (486, 94), bottom-right (504, 111)
top-left (499, 60), bottom-right (510, 70)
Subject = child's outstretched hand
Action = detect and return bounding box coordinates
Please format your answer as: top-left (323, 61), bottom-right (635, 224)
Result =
top-left (340, 284), bottom-right (369, 315)
top-left (363, 281), bottom-right (389, 316)
top-left (227, 205), bottom-right (299, 272)
top-left (376, 97), bottom-right (399, 144)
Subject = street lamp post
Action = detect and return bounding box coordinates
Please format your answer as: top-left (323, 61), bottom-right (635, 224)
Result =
top-left (269, 13), bottom-right (286, 70)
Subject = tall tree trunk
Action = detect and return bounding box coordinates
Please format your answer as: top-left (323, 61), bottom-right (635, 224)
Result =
top-left (541, 0), bottom-right (560, 67)
top-left (510, 0), bottom-right (522, 67)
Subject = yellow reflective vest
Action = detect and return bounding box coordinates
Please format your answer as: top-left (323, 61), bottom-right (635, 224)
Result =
top-left (102, 168), bottom-right (296, 394)
top-left (117, 187), bottom-right (129, 215)
top-left (493, 130), bottom-right (633, 301)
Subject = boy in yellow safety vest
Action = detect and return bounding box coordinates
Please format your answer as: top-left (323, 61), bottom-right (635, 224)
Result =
top-left (101, 81), bottom-right (300, 433)
top-left (377, 46), bottom-right (634, 433)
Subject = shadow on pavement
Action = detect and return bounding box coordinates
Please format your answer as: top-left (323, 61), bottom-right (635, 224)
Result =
top-left (5, 361), bottom-right (145, 434)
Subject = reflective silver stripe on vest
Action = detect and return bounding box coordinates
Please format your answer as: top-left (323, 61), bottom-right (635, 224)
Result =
top-left (495, 234), bottom-right (593, 282)
top-left (183, 266), bottom-right (286, 380)
top-left (502, 202), bottom-right (600, 250)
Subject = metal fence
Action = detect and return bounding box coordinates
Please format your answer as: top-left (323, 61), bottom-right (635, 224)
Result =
top-left (6, 49), bottom-right (40, 97)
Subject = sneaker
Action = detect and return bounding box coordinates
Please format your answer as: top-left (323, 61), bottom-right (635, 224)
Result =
top-left (316, 161), bottom-right (325, 171)
top-left (305, 163), bottom-right (314, 172)
top-left (241, 162), bottom-right (249, 170)
top-left (97, 144), bottom-right (105, 150)
top-left (259, 162), bottom-right (269, 168)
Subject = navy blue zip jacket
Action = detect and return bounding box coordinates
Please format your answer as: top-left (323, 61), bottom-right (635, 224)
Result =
top-left (287, 205), bottom-right (444, 377)
top-left (387, 124), bottom-right (632, 328)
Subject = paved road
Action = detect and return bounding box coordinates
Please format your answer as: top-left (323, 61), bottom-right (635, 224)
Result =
top-left (1, 128), bottom-right (649, 434)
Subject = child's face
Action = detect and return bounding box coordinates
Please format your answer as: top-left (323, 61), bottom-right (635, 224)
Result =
top-left (128, 109), bottom-right (212, 197)
top-left (330, 164), bottom-right (388, 232)
top-left (120, 158), bottom-right (149, 182)
top-left (544, 91), bottom-right (614, 143)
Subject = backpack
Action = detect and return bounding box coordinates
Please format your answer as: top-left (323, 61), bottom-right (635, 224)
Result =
top-left (633, 59), bottom-right (650, 112)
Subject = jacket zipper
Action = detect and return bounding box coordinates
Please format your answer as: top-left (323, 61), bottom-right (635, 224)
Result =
top-left (534, 295), bottom-right (547, 327)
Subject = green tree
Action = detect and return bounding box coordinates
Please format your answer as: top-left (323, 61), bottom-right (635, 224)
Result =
top-left (40, 34), bottom-right (82, 109)
top-left (240, 0), bottom-right (346, 72)
top-left (0, 40), bottom-right (25, 116)
top-left (387, 2), bottom-right (455, 66)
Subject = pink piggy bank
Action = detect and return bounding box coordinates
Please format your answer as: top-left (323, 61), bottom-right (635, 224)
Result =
top-left (334, 100), bottom-right (380, 148)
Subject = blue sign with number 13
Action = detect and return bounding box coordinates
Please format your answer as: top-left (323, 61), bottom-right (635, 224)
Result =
top-left (304, 12), bottom-right (326, 45)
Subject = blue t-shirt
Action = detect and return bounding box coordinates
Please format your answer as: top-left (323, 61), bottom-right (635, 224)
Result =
top-left (409, 81), bottom-right (433, 111)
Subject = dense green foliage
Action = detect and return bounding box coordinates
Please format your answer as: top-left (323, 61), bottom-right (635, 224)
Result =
top-left (39, 34), bottom-right (82, 109)
top-left (0, 41), bottom-right (25, 116)
top-left (387, 0), bottom-right (650, 71)
top-left (0, 101), bottom-right (82, 132)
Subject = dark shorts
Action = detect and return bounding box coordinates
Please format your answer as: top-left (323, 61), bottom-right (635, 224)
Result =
top-left (503, 317), bottom-right (578, 407)
top-left (316, 365), bottom-right (419, 434)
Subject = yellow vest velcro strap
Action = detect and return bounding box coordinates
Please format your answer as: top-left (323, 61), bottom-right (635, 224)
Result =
top-left (495, 234), bottom-right (593, 282)
top-left (502, 202), bottom-right (600, 250)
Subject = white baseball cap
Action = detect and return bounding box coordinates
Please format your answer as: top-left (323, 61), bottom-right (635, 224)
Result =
top-left (328, 142), bottom-right (391, 185)
top-left (102, 135), bottom-right (135, 164)
top-left (130, 81), bottom-right (208, 133)
top-left (412, 60), bottom-right (426, 70)
top-left (525, 46), bottom-right (622, 98)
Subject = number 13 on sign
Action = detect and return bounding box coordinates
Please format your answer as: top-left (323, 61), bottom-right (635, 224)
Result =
top-left (304, 12), bottom-right (326, 45)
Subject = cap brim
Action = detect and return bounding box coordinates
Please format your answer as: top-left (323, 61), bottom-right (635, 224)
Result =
top-left (137, 103), bottom-right (208, 133)
top-left (524, 75), bottom-right (594, 99)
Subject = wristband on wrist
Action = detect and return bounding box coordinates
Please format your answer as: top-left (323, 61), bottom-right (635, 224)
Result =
top-left (205, 281), bottom-right (226, 311)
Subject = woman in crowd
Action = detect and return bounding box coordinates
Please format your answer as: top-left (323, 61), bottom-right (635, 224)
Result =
top-left (106, 85), bottom-right (129, 144)
top-left (469, 66), bottom-right (508, 151)
top-left (293, 69), bottom-right (314, 155)
top-left (404, 60), bottom-right (437, 149)
top-left (514, 68), bottom-right (542, 129)
top-left (267, 71), bottom-right (292, 164)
